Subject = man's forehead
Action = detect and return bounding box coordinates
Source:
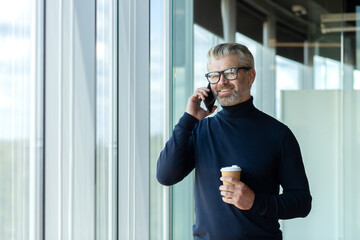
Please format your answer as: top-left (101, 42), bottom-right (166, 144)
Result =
top-left (208, 55), bottom-right (244, 71)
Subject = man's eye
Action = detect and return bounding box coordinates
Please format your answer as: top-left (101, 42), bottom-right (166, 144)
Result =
top-left (208, 73), bottom-right (219, 79)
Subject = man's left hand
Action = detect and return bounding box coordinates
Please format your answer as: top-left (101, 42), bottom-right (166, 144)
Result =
top-left (219, 177), bottom-right (255, 210)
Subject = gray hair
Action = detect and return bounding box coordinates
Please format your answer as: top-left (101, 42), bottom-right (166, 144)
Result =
top-left (207, 43), bottom-right (254, 69)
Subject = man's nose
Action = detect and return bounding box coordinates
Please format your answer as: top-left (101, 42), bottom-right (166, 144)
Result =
top-left (218, 73), bottom-right (229, 84)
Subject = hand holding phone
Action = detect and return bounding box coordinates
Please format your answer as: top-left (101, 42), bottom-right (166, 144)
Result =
top-left (204, 83), bottom-right (216, 112)
top-left (185, 84), bottom-right (216, 120)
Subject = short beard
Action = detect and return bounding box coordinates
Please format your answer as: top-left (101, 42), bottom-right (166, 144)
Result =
top-left (214, 90), bottom-right (240, 106)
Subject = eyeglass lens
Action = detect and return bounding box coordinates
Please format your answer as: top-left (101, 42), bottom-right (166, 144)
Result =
top-left (207, 68), bottom-right (238, 83)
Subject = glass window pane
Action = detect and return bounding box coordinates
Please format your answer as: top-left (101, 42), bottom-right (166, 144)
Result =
top-left (194, 24), bottom-right (222, 114)
top-left (194, 24), bottom-right (222, 90)
top-left (96, 0), bottom-right (117, 239)
top-left (276, 55), bottom-right (301, 119)
top-left (0, 0), bottom-right (43, 239)
top-left (353, 69), bottom-right (360, 89)
top-left (150, 0), bottom-right (167, 239)
top-left (172, 1), bottom-right (195, 239)
top-left (236, 32), bottom-right (262, 107)
top-left (314, 55), bottom-right (341, 89)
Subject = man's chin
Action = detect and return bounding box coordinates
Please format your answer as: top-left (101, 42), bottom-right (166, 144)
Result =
top-left (217, 96), bottom-right (237, 106)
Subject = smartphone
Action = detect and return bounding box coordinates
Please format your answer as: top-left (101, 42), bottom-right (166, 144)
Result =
top-left (204, 83), bottom-right (216, 112)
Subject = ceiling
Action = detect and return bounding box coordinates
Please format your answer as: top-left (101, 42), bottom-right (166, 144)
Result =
top-left (194, 0), bottom-right (360, 63)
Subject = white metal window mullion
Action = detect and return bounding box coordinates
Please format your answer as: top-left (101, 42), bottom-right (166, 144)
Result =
top-left (117, 0), bottom-right (131, 238)
top-left (45, 0), bottom-right (96, 239)
top-left (118, 0), bottom-right (150, 239)
top-left (111, 0), bottom-right (118, 239)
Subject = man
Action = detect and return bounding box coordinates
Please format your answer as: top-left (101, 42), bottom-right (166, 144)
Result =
top-left (157, 43), bottom-right (311, 239)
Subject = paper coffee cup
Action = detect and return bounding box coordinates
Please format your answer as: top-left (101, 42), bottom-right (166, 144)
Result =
top-left (220, 165), bottom-right (241, 186)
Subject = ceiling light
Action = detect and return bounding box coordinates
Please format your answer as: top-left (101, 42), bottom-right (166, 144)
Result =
top-left (292, 5), bottom-right (307, 16)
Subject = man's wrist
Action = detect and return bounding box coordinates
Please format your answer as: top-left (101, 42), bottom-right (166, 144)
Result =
top-left (178, 112), bottom-right (199, 131)
top-left (249, 193), bottom-right (266, 215)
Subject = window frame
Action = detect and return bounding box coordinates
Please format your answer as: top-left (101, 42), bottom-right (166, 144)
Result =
top-left (45, 0), bottom-right (96, 239)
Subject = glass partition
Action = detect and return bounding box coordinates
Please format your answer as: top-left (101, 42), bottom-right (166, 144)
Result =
top-left (314, 55), bottom-right (341, 89)
top-left (275, 56), bottom-right (301, 119)
top-left (353, 69), bottom-right (360, 89)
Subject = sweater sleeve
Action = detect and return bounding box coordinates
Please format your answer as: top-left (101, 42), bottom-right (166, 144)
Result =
top-left (250, 127), bottom-right (312, 219)
top-left (156, 112), bottom-right (199, 186)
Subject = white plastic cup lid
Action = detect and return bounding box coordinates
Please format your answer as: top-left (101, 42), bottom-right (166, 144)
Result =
top-left (220, 165), bottom-right (241, 172)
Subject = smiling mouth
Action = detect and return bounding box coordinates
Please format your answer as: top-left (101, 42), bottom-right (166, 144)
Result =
top-left (219, 89), bottom-right (232, 93)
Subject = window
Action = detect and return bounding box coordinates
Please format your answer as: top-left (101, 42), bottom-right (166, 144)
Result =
top-left (314, 55), bottom-right (341, 89)
top-left (0, 0), bottom-right (43, 239)
top-left (171, 1), bottom-right (195, 239)
top-left (236, 32), bottom-right (262, 107)
top-left (193, 24), bottom-right (222, 113)
top-left (353, 70), bottom-right (360, 89)
top-left (275, 56), bottom-right (301, 119)
top-left (96, 0), bottom-right (118, 239)
top-left (194, 24), bottom-right (222, 90)
top-left (150, 0), bottom-right (167, 239)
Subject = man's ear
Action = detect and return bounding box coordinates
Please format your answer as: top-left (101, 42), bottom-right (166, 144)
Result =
top-left (249, 68), bottom-right (256, 84)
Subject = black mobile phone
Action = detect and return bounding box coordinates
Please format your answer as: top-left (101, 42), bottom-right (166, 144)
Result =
top-left (204, 83), bottom-right (216, 112)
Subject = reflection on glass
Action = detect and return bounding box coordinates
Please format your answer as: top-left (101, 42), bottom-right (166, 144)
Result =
top-left (353, 70), bottom-right (360, 89)
top-left (314, 55), bottom-right (341, 89)
top-left (194, 24), bottom-right (222, 90)
top-left (236, 32), bottom-right (262, 107)
top-left (171, 1), bottom-right (195, 239)
top-left (275, 56), bottom-right (301, 119)
top-left (194, 24), bottom-right (221, 114)
top-left (96, 0), bottom-right (117, 239)
top-left (0, 0), bottom-right (43, 239)
top-left (150, 0), bottom-right (166, 239)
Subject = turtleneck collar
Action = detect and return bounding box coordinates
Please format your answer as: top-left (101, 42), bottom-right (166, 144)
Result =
top-left (218, 96), bottom-right (257, 118)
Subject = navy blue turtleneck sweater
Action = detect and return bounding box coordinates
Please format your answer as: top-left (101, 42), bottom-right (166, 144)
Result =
top-left (157, 97), bottom-right (311, 240)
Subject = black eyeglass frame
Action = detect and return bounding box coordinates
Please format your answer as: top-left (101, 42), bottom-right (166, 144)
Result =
top-left (205, 66), bottom-right (252, 84)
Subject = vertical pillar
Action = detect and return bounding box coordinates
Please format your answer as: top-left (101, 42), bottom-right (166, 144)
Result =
top-left (302, 41), bottom-right (314, 89)
top-left (261, 17), bottom-right (276, 117)
top-left (221, 0), bottom-right (236, 42)
top-left (118, 0), bottom-right (150, 239)
top-left (356, 6), bottom-right (360, 70)
top-left (45, 0), bottom-right (96, 239)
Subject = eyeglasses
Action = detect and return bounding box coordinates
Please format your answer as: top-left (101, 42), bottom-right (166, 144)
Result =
top-left (205, 66), bottom-right (251, 84)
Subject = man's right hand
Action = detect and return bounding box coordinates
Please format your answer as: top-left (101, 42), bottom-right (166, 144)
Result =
top-left (185, 87), bottom-right (217, 121)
